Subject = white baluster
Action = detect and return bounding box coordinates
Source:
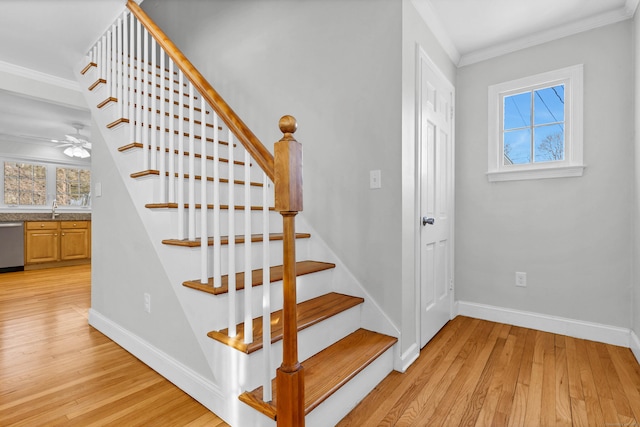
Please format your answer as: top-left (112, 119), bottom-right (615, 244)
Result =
top-left (200, 97), bottom-right (207, 284)
top-left (150, 38), bottom-right (157, 171)
top-left (244, 150), bottom-right (253, 344)
top-left (128, 13), bottom-right (135, 143)
top-left (188, 83), bottom-right (195, 240)
top-left (117, 17), bottom-right (123, 119)
top-left (142, 26), bottom-right (149, 171)
top-left (168, 58), bottom-right (175, 203)
top-left (212, 114), bottom-right (221, 289)
top-left (106, 30), bottom-right (112, 97)
top-left (177, 70), bottom-right (185, 240)
top-left (262, 173), bottom-right (272, 401)
top-left (111, 24), bottom-right (116, 100)
top-left (228, 131), bottom-right (236, 337)
top-left (100, 35), bottom-right (106, 83)
top-left (159, 48), bottom-right (166, 203)
top-left (122, 13), bottom-right (129, 125)
top-left (135, 19), bottom-right (142, 148)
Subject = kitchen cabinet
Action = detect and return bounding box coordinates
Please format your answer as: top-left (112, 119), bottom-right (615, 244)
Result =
top-left (25, 221), bottom-right (91, 267)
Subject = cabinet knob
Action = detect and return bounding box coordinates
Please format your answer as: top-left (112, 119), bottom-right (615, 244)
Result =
top-left (40, 224), bottom-right (44, 227)
top-left (73, 223), bottom-right (77, 227)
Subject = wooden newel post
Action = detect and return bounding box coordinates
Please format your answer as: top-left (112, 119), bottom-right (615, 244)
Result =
top-left (274, 115), bottom-right (305, 427)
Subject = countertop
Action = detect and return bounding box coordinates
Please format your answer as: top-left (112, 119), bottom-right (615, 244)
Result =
top-left (0, 213), bottom-right (92, 222)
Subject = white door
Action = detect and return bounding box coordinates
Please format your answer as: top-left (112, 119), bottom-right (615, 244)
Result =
top-left (418, 49), bottom-right (454, 348)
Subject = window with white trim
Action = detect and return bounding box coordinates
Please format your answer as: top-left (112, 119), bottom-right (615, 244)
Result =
top-left (488, 65), bottom-right (584, 182)
top-left (1, 159), bottom-right (91, 209)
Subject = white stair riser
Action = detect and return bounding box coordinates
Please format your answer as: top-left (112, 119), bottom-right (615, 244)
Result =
top-left (157, 238), bottom-right (312, 280)
top-left (222, 304), bottom-right (362, 393)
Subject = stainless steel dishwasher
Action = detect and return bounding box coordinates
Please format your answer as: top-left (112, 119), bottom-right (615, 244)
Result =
top-left (0, 222), bottom-right (24, 273)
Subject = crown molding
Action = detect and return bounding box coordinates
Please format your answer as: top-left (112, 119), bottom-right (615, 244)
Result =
top-left (0, 60), bottom-right (80, 92)
top-left (410, 0), bottom-right (460, 65)
top-left (459, 4), bottom-right (639, 67)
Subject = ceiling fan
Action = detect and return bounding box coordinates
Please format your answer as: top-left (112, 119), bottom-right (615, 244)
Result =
top-left (56, 124), bottom-right (92, 158)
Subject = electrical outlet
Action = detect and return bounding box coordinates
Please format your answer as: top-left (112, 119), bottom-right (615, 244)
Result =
top-left (144, 293), bottom-right (151, 313)
top-left (515, 272), bottom-right (527, 287)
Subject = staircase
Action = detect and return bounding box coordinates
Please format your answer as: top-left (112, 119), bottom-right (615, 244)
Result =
top-left (77, 2), bottom-right (397, 426)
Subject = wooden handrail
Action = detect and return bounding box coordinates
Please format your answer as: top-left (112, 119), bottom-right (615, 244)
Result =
top-left (126, 0), bottom-right (275, 181)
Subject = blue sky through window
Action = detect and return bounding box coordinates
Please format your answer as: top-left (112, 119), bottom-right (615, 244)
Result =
top-left (503, 84), bottom-right (565, 165)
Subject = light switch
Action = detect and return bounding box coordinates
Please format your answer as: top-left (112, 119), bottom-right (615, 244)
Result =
top-left (95, 182), bottom-right (102, 197)
top-left (370, 170), bottom-right (382, 189)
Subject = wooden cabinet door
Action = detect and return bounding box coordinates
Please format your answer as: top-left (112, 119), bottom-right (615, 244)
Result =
top-left (60, 222), bottom-right (89, 261)
top-left (25, 229), bottom-right (59, 264)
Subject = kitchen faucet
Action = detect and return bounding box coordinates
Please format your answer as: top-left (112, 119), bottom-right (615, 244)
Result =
top-left (51, 200), bottom-right (59, 220)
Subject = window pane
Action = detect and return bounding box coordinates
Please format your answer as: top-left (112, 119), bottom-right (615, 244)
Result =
top-left (504, 92), bottom-right (531, 130)
top-left (504, 129), bottom-right (531, 165)
top-left (19, 193), bottom-right (32, 205)
top-left (56, 167), bottom-right (91, 207)
top-left (534, 85), bottom-right (564, 126)
top-left (5, 191), bottom-right (17, 205)
top-left (534, 125), bottom-right (564, 162)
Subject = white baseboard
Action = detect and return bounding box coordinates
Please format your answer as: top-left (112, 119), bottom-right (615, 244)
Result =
top-left (88, 309), bottom-right (229, 420)
top-left (631, 330), bottom-right (640, 364)
top-left (397, 342), bottom-right (420, 373)
top-left (456, 301), bottom-right (631, 348)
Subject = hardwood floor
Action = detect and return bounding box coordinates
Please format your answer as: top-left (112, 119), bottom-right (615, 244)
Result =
top-left (4, 266), bottom-right (640, 426)
top-left (0, 265), bottom-right (228, 426)
top-left (339, 316), bottom-right (640, 427)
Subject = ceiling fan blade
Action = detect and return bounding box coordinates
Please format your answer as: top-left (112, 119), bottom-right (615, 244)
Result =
top-left (82, 142), bottom-right (92, 150)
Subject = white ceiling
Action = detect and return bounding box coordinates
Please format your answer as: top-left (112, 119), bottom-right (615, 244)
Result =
top-left (0, 0), bottom-right (637, 158)
top-left (416, 0), bottom-right (638, 66)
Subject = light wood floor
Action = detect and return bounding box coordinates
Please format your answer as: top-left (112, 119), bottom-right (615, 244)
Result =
top-left (5, 266), bottom-right (640, 426)
top-left (339, 315), bottom-right (640, 426)
top-left (0, 265), bottom-right (228, 426)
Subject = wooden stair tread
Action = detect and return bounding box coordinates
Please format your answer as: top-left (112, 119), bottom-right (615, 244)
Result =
top-left (130, 169), bottom-right (263, 187)
top-left (184, 260), bottom-right (335, 295)
top-left (162, 232), bottom-right (311, 247)
top-left (239, 328), bottom-right (397, 419)
top-left (146, 202), bottom-right (274, 211)
top-left (119, 143), bottom-right (240, 163)
top-left (209, 292), bottom-right (362, 354)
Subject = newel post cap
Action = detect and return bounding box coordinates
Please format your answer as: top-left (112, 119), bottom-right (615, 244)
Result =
top-left (279, 115), bottom-right (298, 139)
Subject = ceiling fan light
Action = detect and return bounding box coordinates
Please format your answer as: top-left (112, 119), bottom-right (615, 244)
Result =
top-left (63, 146), bottom-right (91, 158)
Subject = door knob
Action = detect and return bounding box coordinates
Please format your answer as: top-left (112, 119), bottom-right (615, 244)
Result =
top-left (422, 217), bottom-right (435, 226)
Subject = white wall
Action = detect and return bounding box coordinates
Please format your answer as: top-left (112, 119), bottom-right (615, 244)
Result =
top-left (142, 0), bottom-right (406, 326)
top-left (89, 118), bottom-right (214, 380)
top-left (456, 21), bottom-right (634, 328)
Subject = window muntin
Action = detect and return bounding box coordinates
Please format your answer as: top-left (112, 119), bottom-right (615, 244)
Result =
top-left (3, 161), bottom-right (47, 206)
top-left (56, 167), bottom-right (91, 207)
top-left (487, 64), bottom-right (584, 182)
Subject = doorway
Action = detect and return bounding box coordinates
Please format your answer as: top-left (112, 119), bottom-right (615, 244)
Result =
top-left (417, 47), bottom-right (455, 348)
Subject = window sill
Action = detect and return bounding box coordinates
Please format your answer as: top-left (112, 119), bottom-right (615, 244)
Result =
top-left (487, 165), bottom-right (585, 182)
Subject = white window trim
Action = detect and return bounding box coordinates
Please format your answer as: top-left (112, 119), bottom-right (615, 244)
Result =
top-left (487, 64), bottom-right (585, 182)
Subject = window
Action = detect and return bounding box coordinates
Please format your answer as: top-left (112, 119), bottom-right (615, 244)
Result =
top-left (56, 167), bottom-right (91, 207)
top-left (488, 65), bottom-right (584, 182)
top-left (3, 161), bottom-right (47, 206)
